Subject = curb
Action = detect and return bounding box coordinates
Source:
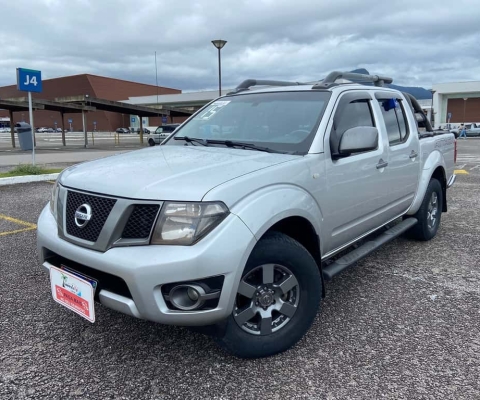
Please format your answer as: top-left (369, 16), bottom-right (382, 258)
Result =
top-left (0, 173), bottom-right (59, 186)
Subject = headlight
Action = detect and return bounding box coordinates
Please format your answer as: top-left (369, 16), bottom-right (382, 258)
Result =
top-left (151, 202), bottom-right (229, 245)
top-left (49, 179), bottom-right (60, 219)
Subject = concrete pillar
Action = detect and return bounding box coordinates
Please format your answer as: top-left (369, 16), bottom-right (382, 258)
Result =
top-left (139, 117), bottom-right (144, 145)
top-left (61, 112), bottom-right (66, 146)
top-left (82, 110), bottom-right (88, 148)
top-left (9, 110), bottom-right (15, 148)
top-left (426, 109), bottom-right (432, 124)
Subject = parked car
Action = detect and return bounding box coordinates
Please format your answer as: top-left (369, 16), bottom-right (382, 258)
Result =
top-left (466, 123), bottom-right (480, 137)
top-left (448, 123), bottom-right (480, 138)
top-left (115, 128), bottom-right (131, 134)
top-left (37, 71), bottom-right (456, 359)
top-left (148, 124), bottom-right (180, 146)
top-left (136, 128), bottom-right (150, 135)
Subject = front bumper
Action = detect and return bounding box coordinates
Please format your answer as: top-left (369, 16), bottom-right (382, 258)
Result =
top-left (37, 205), bottom-right (256, 326)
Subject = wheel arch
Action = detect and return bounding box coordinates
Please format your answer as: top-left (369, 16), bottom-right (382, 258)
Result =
top-left (260, 216), bottom-right (325, 297)
top-left (407, 152), bottom-right (447, 215)
top-left (231, 185), bottom-right (325, 296)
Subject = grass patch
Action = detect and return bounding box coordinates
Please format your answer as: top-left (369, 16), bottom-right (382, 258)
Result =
top-left (0, 164), bottom-right (63, 178)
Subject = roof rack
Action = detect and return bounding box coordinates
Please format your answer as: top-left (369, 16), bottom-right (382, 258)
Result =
top-left (313, 71), bottom-right (393, 89)
top-left (229, 79), bottom-right (307, 94)
top-left (228, 71), bottom-right (394, 95)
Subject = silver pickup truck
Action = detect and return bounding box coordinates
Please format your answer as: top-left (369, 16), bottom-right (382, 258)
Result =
top-left (37, 71), bottom-right (456, 359)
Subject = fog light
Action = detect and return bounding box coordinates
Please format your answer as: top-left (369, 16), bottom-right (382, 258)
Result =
top-left (169, 284), bottom-right (206, 311)
top-left (187, 287), bottom-right (199, 301)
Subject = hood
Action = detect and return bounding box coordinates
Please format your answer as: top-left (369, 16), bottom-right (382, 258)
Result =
top-left (60, 145), bottom-right (298, 201)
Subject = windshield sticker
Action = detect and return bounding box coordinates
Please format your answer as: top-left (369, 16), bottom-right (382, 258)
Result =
top-left (198, 101), bottom-right (231, 120)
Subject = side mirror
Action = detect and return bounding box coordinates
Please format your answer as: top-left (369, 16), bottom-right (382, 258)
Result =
top-left (339, 126), bottom-right (378, 155)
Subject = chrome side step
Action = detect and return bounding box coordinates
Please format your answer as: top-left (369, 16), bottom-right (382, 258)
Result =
top-left (322, 218), bottom-right (418, 281)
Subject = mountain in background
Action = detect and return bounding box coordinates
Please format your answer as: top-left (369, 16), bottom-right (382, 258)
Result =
top-left (349, 69), bottom-right (432, 99)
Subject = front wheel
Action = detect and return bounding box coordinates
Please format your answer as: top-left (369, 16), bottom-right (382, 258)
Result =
top-left (148, 138), bottom-right (155, 147)
top-left (214, 232), bottom-right (322, 358)
top-left (408, 178), bottom-right (443, 241)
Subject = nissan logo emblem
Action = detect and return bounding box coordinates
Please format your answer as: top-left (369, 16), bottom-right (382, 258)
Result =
top-left (74, 204), bottom-right (92, 228)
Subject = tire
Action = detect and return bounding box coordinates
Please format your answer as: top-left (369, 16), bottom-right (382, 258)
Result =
top-left (408, 178), bottom-right (443, 241)
top-left (214, 231), bottom-right (322, 358)
top-left (148, 138), bottom-right (155, 147)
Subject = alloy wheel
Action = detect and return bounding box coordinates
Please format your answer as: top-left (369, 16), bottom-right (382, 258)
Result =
top-left (233, 264), bottom-right (300, 335)
top-left (427, 192), bottom-right (438, 230)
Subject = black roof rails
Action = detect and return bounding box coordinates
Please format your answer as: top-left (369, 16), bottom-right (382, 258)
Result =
top-left (313, 71), bottom-right (393, 89)
top-left (229, 79), bottom-right (306, 94)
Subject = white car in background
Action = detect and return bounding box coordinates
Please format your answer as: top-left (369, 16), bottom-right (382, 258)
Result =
top-left (148, 124), bottom-right (180, 146)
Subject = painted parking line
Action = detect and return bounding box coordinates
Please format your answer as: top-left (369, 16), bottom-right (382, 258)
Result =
top-left (0, 213), bottom-right (37, 236)
top-left (454, 169), bottom-right (469, 175)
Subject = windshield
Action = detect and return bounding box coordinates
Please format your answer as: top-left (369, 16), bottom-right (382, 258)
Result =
top-left (163, 91), bottom-right (331, 154)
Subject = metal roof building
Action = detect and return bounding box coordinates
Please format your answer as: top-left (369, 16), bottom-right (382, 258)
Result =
top-left (0, 74), bottom-right (181, 132)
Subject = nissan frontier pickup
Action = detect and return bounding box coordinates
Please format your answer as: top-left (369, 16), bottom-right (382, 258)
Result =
top-left (37, 71), bottom-right (456, 358)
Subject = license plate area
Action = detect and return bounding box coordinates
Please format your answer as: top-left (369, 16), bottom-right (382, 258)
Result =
top-left (45, 254), bottom-right (132, 300)
top-left (50, 265), bottom-right (96, 323)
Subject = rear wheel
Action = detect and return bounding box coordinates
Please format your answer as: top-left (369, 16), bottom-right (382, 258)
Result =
top-left (408, 178), bottom-right (443, 241)
top-left (214, 232), bottom-right (322, 358)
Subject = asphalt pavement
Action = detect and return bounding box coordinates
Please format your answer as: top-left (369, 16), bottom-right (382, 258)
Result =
top-left (0, 139), bottom-right (479, 399)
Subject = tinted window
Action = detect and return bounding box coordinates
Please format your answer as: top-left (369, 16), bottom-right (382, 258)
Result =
top-left (155, 125), bottom-right (179, 134)
top-left (335, 100), bottom-right (375, 136)
top-left (331, 99), bottom-right (375, 156)
top-left (396, 101), bottom-right (409, 140)
top-left (378, 98), bottom-right (409, 145)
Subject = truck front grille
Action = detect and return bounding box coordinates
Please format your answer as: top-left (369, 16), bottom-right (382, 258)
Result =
top-left (122, 204), bottom-right (160, 239)
top-left (65, 191), bottom-right (117, 242)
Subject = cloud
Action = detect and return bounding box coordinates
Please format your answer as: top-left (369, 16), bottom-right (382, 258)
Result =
top-left (0, 0), bottom-right (479, 91)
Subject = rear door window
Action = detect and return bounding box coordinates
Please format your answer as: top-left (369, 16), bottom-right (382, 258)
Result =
top-left (377, 98), bottom-right (410, 145)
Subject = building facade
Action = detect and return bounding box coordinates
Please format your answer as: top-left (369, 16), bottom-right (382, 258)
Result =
top-left (432, 81), bottom-right (480, 127)
top-left (0, 74), bottom-right (181, 131)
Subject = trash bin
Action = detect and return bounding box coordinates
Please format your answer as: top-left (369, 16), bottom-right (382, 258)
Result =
top-left (15, 122), bottom-right (33, 151)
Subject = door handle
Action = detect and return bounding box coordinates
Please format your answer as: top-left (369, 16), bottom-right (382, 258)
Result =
top-left (376, 159), bottom-right (388, 169)
top-left (409, 150), bottom-right (418, 159)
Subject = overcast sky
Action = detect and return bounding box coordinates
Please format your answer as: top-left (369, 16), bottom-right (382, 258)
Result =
top-left (0, 0), bottom-right (479, 91)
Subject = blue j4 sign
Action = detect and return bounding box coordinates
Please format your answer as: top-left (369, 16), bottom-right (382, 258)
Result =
top-left (16, 68), bottom-right (42, 93)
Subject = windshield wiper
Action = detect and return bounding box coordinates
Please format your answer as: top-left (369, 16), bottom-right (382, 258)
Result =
top-left (174, 136), bottom-right (208, 146)
top-left (206, 139), bottom-right (288, 154)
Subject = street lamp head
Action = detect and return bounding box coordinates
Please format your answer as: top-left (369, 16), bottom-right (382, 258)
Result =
top-left (211, 39), bottom-right (227, 49)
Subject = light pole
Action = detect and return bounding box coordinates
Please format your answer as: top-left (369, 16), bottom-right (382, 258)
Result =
top-left (463, 97), bottom-right (468, 123)
top-left (211, 39), bottom-right (227, 97)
